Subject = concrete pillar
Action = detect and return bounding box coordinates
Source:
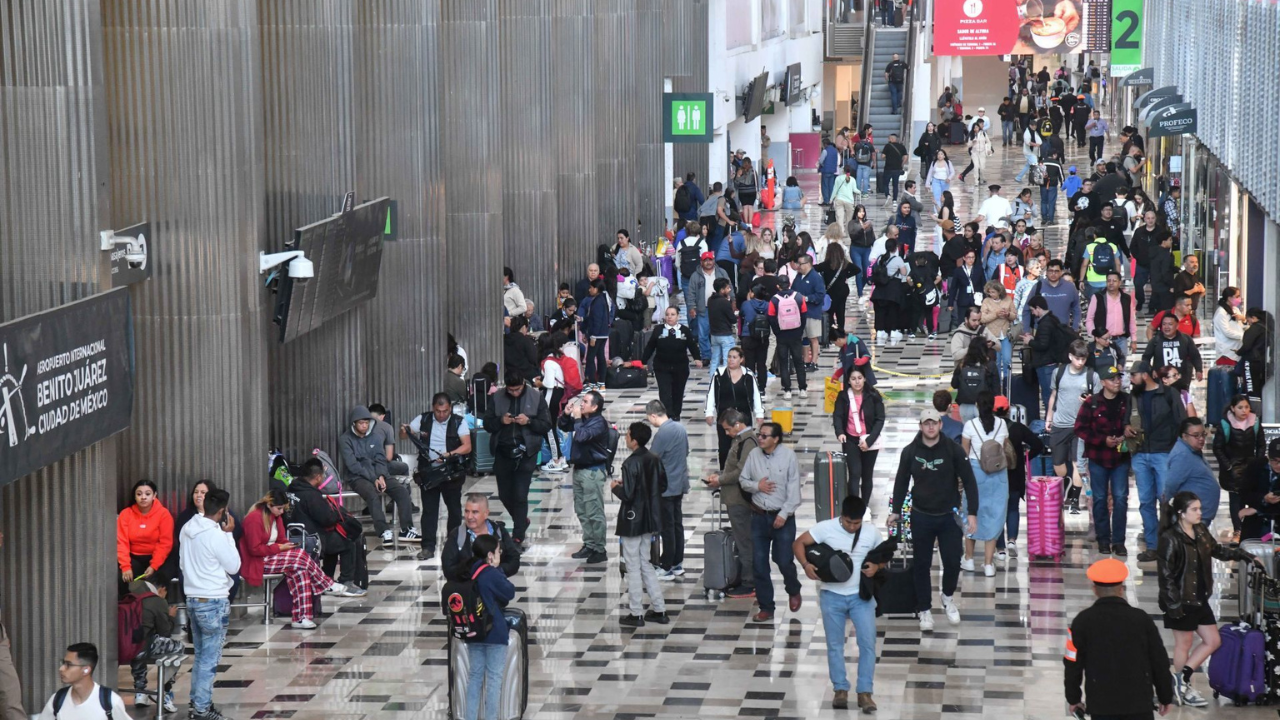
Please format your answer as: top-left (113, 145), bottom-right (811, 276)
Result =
top-left (550, 0), bottom-right (600, 288)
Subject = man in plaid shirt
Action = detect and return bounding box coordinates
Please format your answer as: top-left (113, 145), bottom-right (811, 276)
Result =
top-left (1073, 365), bottom-right (1133, 556)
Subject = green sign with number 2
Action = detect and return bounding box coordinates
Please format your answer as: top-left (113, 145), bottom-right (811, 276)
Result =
top-left (1111, 0), bottom-right (1143, 76)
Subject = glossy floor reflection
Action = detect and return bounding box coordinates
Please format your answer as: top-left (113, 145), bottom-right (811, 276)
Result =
top-left (121, 135), bottom-right (1251, 719)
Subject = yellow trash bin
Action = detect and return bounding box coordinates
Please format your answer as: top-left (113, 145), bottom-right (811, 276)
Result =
top-left (771, 407), bottom-right (794, 434)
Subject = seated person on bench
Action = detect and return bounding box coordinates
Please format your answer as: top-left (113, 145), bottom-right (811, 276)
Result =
top-left (340, 405), bottom-right (417, 546)
top-left (286, 460), bottom-right (368, 597)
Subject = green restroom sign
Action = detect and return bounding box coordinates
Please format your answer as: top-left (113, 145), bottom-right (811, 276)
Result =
top-left (663, 93), bottom-right (714, 143)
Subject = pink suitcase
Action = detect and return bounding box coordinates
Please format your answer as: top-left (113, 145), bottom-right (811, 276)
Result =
top-left (1025, 476), bottom-right (1064, 561)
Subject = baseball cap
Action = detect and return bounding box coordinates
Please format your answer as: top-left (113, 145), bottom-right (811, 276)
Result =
top-left (1130, 360), bottom-right (1151, 375)
top-left (1098, 365), bottom-right (1121, 380)
top-left (1086, 558), bottom-right (1128, 586)
top-left (977, 106), bottom-right (986, 112)
top-left (993, 395), bottom-right (1010, 411)
top-left (919, 408), bottom-right (942, 424)
top-left (699, 251), bottom-right (715, 260)
top-left (1268, 437), bottom-right (1280, 460)
top-left (1068, 165), bottom-right (1077, 174)
top-left (988, 184), bottom-right (1001, 192)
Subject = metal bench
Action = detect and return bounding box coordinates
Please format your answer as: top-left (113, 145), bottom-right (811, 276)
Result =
top-left (171, 573), bottom-right (283, 628)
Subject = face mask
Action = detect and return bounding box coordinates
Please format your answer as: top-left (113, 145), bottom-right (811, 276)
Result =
top-left (1231, 297), bottom-right (1243, 307)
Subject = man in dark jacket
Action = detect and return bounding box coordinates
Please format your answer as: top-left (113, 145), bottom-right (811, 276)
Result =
top-left (440, 493), bottom-right (521, 582)
top-left (339, 405), bottom-right (415, 546)
top-left (403, 393), bottom-right (473, 561)
top-left (128, 573), bottom-right (178, 710)
top-left (1141, 312), bottom-right (1203, 390)
top-left (612, 422), bottom-right (669, 627)
top-left (1146, 231), bottom-right (1177, 314)
top-left (502, 316), bottom-right (540, 382)
top-left (1065, 559), bottom-right (1174, 717)
top-left (1127, 361), bottom-right (1188, 562)
top-left (288, 459), bottom-right (367, 594)
top-left (483, 371), bottom-right (552, 546)
top-left (1239, 440), bottom-right (1280, 540)
top-left (566, 391), bottom-right (613, 564)
top-left (888, 409), bottom-right (978, 633)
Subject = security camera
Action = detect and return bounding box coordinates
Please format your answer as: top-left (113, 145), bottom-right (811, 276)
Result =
top-left (260, 250), bottom-right (313, 285)
top-left (100, 230), bottom-right (148, 270)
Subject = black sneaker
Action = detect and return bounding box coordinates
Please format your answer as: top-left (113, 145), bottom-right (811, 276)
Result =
top-left (571, 546), bottom-right (592, 559)
top-left (416, 546), bottom-right (436, 561)
top-left (1137, 549), bottom-right (1159, 563)
top-left (1112, 544), bottom-right (1128, 557)
top-left (189, 705), bottom-right (227, 720)
top-left (585, 551), bottom-right (608, 564)
top-left (618, 614), bottom-right (645, 628)
top-left (644, 610), bottom-right (670, 624)
top-left (1097, 542), bottom-right (1111, 554)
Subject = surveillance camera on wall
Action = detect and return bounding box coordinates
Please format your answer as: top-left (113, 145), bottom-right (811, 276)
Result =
top-left (260, 250), bottom-right (313, 286)
top-left (288, 256), bottom-right (314, 282)
top-left (99, 228), bottom-right (148, 270)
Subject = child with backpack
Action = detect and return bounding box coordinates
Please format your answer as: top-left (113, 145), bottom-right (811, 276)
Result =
top-left (453, 534), bottom-right (516, 720)
top-left (123, 572), bottom-right (179, 712)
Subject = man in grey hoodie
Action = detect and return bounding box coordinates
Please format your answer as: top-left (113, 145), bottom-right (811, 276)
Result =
top-left (339, 405), bottom-right (415, 545)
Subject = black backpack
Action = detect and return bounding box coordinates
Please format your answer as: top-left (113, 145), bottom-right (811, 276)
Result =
top-left (53, 686), bottom-right (115, 720)
top-left (959, 365), bottom-right (984, 401)
top-left (1089, 241), bottom-right (1118, 274)
top-left (678, 237), bottom-right (702, 278)
top-left (442, 564), bottom-right (495, 642)
top-left (872, 256), bottom-right (892, 285)
top-left (673, 184), bottom-right (692, 214)
top-left (750, 309), bottom-right (771, 340)
top-left (854, 141), bottom-right (874, 164)
top-left (604, 424), bottom-right (621, 476)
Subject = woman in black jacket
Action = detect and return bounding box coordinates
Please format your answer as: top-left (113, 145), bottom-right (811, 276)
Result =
top-left (1211, 394), bottom-right (1264, 543)
top-left (1156, 491), bottom-right (1263, 707)
top-left (705, 347), bottom-right (763, 468)
top-left (816, 242), bottom-right (857, 338)
top-left (951, 337), bottom-right (999, 421)
top-left (642, 306), bottom-right (701, 422)
top-left (503, 315), bottom-right (540, 382)
top-left (914, 122), bottom-right (943, 182)
top-left (831, 368), bottom-right (885, 501)
top-left (1237, 307), bottom-right (1272, 403)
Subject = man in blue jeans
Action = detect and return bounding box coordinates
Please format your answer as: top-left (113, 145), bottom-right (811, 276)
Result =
top-left (1126, 361), bottom-right (1186, 561)
top-left (178, 488), bottom-right (241, 720)
top-left (684, 253), bottom-right (730, 361)
top-left (817, 139), bottom-right (839, 205)
top-left (1074, 366), bottom-right (1134, 556)
top-left (794, 495), bottom-right (886, 712)
top-left (739, 422), bottom-right (803, 623)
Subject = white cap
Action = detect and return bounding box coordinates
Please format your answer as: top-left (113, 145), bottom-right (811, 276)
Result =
top-left (978, 107), bottom-right (986, 112)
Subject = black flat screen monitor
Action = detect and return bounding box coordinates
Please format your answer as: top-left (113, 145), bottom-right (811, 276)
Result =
top-left (743, 71), bottom-right (770, 121)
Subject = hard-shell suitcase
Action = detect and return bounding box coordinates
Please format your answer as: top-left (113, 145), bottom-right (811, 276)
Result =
top-left (948, 121), bottom-right (965, 145)
top-left (1207, 366), bottom-right (1236, 424)
top-left (1025, 476), bottom-right (1064, 561)
top-left (449, 607), bottom-right (529, 720)
top-left (874, 521), bottom-right (916, 616)
top-left (470, 376), bottom-right (493, 418)
top-left (609, 318), bottom-right (635, 361)
top-left (814, 451), bottom-right (849, 522)
top-left (703, 491), bottom-right (739, 598)
top-left (1208, 620), bottom-right (1267, 706)
top-left (1238, 539), bottom-right (1278, 619)
top-left (471, 428), bottom-right (496, 475)
top-left (273, 582), bottom-right (323, 619)
top-left (631, 327), bottom-right (654, 364)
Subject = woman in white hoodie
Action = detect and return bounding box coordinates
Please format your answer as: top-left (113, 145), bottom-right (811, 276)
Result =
top-left (1213, 286), bottom-right (1246, 366)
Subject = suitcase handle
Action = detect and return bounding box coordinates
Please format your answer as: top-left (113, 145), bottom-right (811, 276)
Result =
top-left (710, 489), bottom-right (726, 529)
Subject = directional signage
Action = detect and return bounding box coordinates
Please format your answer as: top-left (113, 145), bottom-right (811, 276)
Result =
top-left (1110, 0), bottom-right (1144, 76)
top-left (1149, 104), bottom-right (1198, 138)
top-left (1122, 67), bottom-right (1154, 87)
top-left (663, 93), bottom-right (714, 143)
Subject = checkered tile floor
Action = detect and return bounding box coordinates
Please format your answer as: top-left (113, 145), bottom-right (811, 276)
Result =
top-left (121, 138), bottom-right (1249, 719)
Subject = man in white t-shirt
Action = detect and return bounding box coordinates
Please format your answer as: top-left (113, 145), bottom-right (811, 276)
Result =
top-left (38, 643), bottom-right (128, 720)
top-left (793, 496), bottom-right (885, 713)
top-left (974, 184), bottom-right (1013, 230)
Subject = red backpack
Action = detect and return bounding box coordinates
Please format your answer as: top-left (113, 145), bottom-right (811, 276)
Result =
top-left (117, 592), bottom-right (154, 663)
top-left (557, 355), bottom-right (583, 401)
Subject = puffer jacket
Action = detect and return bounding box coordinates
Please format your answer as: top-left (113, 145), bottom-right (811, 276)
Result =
top-left (832, 389), bottom-right (886, 447)
top-left (1156, 523), bottom-right (1253, 616)
top-left (1212, 413), bottom-right (1264, 492)
top-left (612, 448), bottom-right (667, 537)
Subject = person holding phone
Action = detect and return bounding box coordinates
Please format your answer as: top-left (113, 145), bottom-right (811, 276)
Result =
top-left (239, 489), bottom-right (344, 630)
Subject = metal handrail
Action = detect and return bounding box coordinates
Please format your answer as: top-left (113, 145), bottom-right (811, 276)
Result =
top-left (855, 6), bottom-right (875, 132)
top-left (898, 0), bottom-right (920, 142)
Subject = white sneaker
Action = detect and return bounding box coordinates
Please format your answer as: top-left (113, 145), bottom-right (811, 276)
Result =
top-left (135, 693), bottom-right (152, 707)
top-left (1179, 681), bottom-right (1208, 708)
top-left (983, 564), bottom-right (996, 577)
top-left (799, 389), bottom-right (809, 399)
top-left (341, 585), bottom-right (367, 597)
top-left (960, 556), bottom-right (976, 572)
top-left (380, 530), bottom-right (394, 543)
top-left (876, 331), bottom-right (888, 345)
top-left (918, 611), bottom-right (935, 632)
top-left (291, 618), bottom-right (318, 630)
top-left (941, 595), bottom-right (961, 624)
top-left (162, 693), bottom-right (177, 713)
top-left (324, 582), bottom-right (347, 596)
top-left (890, 331), bottom-right (903, 344)
top-left (783, 390), bottom-right (793, 399)
top-left (1006, 541), bottom-right (1018, 558)
top-left (656, 568), bottom-right (676, 581)
top-left (995, 550), bottom-right (1008, 562)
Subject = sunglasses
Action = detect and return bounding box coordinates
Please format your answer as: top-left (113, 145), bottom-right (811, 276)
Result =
top-left (757, 433), bottom-right (775, 440)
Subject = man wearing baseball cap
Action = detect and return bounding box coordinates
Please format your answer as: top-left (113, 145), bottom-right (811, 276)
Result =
top-left (1074, 365), bottom-right (1135, 557)
top-left (888, 408), bottom-right (978, 633)
top-left (1065, 558), bottom-right (1174, 718)
top-left (1237, 437), bottom-right (1280, 540)
top-left (684, 251), bottom-right (730, 361)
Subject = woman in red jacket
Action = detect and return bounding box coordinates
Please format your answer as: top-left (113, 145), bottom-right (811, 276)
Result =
top-left (117, 479), bottom-right (174, 595)
top-left (240, 489), bottom-right (339, 629)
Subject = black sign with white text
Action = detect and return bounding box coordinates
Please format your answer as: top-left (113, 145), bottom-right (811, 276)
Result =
top-left (0, 289), bottom-right (135, 485)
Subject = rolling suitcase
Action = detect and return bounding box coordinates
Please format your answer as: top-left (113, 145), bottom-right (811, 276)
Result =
top-left (1208, 617), bottom-right (1267, 706)
top-left (874, 521), bottom-right (916, 616)
top-left (470, 376), bottom-right (493, 417)
top-left (703, 491), bottom-right (739, 598)
top-left (1238, 539), bottom-right (1278, 619)
top-left (449, 607), bottom-right (529, 720)
top-left (814, 452), bottom-right (848, 522)
top-left (609, 318), bottom-right (635, 361)
top-left (1029, 433), bottom-right (1054, 476)
top-left (1025, 476), bottom-right (1064, 561)
top-left (471, 428), bottom-right (496, 475)
top-left (1207, 366), bottom-right (1236, 424)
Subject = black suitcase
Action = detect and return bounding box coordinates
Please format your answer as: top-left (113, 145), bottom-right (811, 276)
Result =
top-left (631, 326), bottom-right (653, 364)
top-left (874, 540), bottom-right (916, 617)
top-left (609, 318), bottom-right (634, 361)
top-left (448, 607), bottom-right (529, 720)
top-left (605, 366), bottom-right (647, 389)
top-left (469, 376), bottom-right (492, 417)
top-left (948, 121), bottom-right (966, 145)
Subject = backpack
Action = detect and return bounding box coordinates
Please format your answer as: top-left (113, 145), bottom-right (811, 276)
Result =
top-left (750, 309), bottom-right (771, 340)
top-left (972, 420), bottom-right (1009, 473)
top-left (1053, 364), bottom-right (1097, 398)
top-left (312, 449), bottom-right (344, 502)
top-left (604, 424), bottom-right (621, 476)
top-left (854, 141), bottom-right (874, 164)
top-left (673, 184), bottom-right (692, 214)
top-left (1038, 117), bottom-right (1054, 138)
top-left (53, 686), bottom-right (115, 720)
top-left (959, 365), bottom-right (984, 400)
top-left (117, 593), bottom-right (154, 664)
top-left (556, 355), bottom-right (583, 399)
top-left (1088, 241), bottom-right (1117, 275)
top-left (678, 237), bottom-right (702, 278)
top-left (442, 564), bottom-right (494, 642)
top-left (775, 293), bottom-right (802, 331)
top-left (871, 255), bottom-right (892, 286)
